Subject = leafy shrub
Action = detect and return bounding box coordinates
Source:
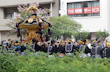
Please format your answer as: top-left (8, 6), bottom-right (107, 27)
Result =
top-left (0, 50), bottom-right (110, 72)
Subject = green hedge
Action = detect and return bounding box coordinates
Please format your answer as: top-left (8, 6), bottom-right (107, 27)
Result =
top-left (0, 50), bottom-right (110, 72)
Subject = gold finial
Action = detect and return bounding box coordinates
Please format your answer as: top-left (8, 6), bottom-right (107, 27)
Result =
top-left (26, 3), bottom-right (39, 13)
top-left (28, 18), bottom-right (33, 24)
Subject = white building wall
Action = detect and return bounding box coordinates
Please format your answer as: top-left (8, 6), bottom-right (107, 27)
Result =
top-left (1, 32), bottom-right (18, 41)
top-left (61, 0), bottom-right (108, 32)
top-left (107, 0), bottom-right (110, 33)
top-left (0, 32), bottom-right (1, 42)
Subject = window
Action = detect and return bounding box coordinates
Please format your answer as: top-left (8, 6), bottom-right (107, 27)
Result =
top-left (67, 0), bottom-right (100, 17)
top-left (67, 3), bottom-right (74, 9)
top-left (6, 13), bottom-right (14, 19)
top-left (75, 2), bottom-right (82, 17)
top-left (84, 2), bottom-right (91, 16)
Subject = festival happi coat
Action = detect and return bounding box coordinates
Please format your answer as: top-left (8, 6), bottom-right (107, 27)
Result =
top-left (16, 4), bottom-right (52, 42)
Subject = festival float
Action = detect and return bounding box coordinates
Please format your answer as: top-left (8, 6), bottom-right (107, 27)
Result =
top-left (16, 4), bottom-right (52, 43)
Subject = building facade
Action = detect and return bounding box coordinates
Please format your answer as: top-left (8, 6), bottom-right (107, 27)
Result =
top-left (60, 0), bottom-right (110, 40)
top-left (0, 0), bottom-right (59, 41)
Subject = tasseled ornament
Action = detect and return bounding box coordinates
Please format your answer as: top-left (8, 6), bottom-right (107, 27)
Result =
top-left (48, 28), bottom-right (52, 35)
top-left (48, 23), bottom-right (52, 28)
top-left (40, 36), bottom-right (43, 42)
top-left (16, 23), bottom-right (20, 37)
top-left (46, 35), bottom-right (49, 42)
top-left (36, 31), bottom-right (42, 34)
top-left (17, 28), bottom-right (20, 37)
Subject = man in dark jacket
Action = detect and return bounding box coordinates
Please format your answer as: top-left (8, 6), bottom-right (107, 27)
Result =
top-left (35, 41), bottom-right (43, 52)
top-left (59, 41), bottom-right (65, 53)
top-left (41, 43), bottom-right (48, 52)
top-left (100, 47), bottom-right (108, 58)
top-left (48, 39), bottom-right (57, 55)
top-left (106, 42), bottom-right (110, 58)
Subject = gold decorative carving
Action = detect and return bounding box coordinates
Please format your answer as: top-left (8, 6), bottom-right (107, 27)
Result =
top-left (18, 4), bottom-right (51, 43)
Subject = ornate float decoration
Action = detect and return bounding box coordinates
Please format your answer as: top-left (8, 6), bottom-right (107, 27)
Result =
top-left (16, 4), bottom-right (52, 42)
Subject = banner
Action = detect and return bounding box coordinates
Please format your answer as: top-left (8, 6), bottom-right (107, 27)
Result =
top-left (67, 8), bottom-right (75, 15)
top-left (84, 7), bottom-right (100, 14)
top-left (67, 7), bottom-right (100, 15)
top-left (67, 8), bottom-right (82, 15)
top-left (92, 7), bottom-right (100, 13)
top-left (84, 7), bottom-right (91, 14)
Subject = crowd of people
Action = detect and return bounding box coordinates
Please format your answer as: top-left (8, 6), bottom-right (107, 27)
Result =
top-left (0, 38), bottom-right (110, 58)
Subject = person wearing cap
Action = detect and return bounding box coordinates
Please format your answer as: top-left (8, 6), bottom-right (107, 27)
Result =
top-left (47, 39), bottom-right (57, 55)
top-left (59, 40), bottom-right (65, 53)
top-left (2, 40), bottom-right (8, 53)
top-left (106, 42), bottom-right (110, 58)
top-left (77, 40), bottom-right (91, 58)
top-left (58, 40), bottom-right (65, 57)
top-left (15, 41), bottom-right (21, 54)
top-left (15, 41), bottom-right (20, 46)
top-left (65, 39), bottom-right (74, 56)
top-left (77, 40), bottom-right (84, 52)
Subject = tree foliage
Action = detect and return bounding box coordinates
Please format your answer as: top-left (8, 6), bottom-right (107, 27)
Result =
top-left (43, 15), bottom-right (82, 39)
top-left (73, 31), bottom-right (90, 41)
top-left (95, 29), bottom-right (110, 40)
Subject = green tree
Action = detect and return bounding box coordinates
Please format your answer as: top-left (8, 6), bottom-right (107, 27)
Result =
top-left (73, 31), bottom-right (90, 41)
top-left (43, 15), bottom-right (82, 39)
top-left (95, 29), bottom-right (109, 40)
